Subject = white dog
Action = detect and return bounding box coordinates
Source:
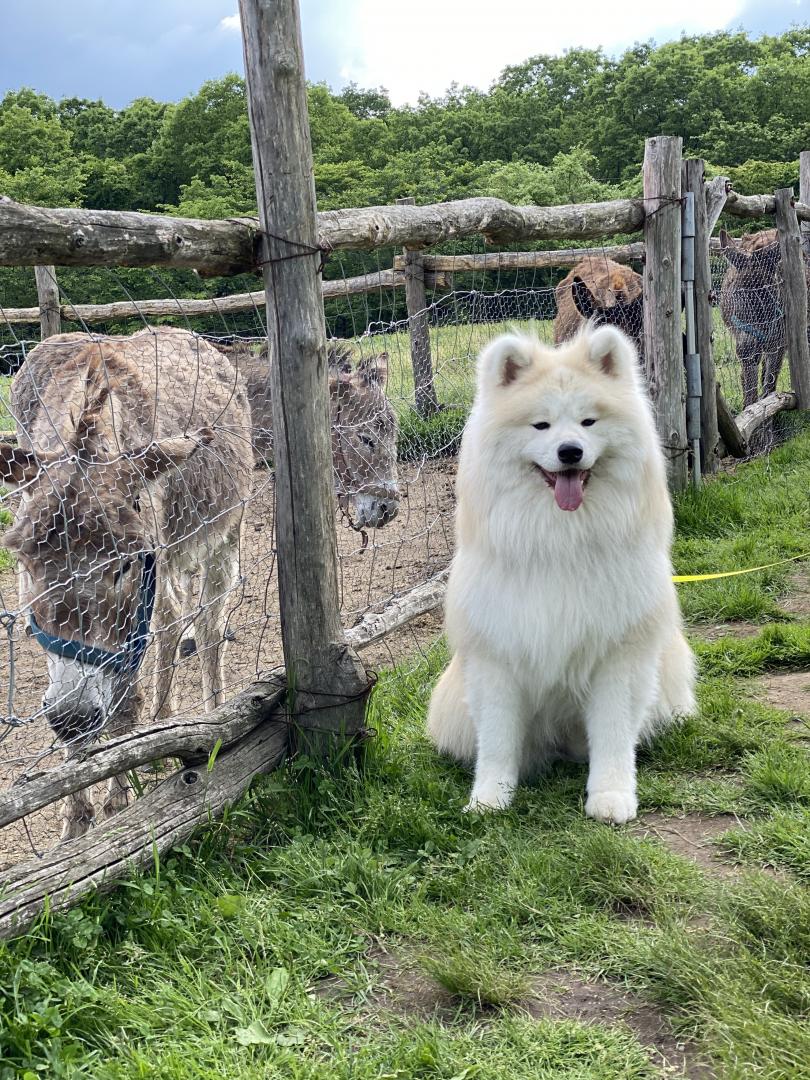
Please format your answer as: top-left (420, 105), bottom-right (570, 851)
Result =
top-left (427, 325), bottom-right (695, 823)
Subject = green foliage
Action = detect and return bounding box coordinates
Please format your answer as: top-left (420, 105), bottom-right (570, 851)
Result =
top-left (397, 407), bottom-right (467, 462)
top-left (2, 29), bottom-right (807, 336)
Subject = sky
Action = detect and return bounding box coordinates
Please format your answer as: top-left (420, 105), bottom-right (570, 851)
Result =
top-left (0, 0), bottom-right (807, 109)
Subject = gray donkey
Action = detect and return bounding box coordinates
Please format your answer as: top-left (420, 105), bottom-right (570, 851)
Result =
top-left (225, 340), bottom-right (400, 531)
top-left (719, 228), bottom-right (810, 408)
top-left (0, 327), bottom-right (251, 838)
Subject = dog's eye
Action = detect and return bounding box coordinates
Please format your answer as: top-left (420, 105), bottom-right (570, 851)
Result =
top-left (532, 421), bottom-right (550, 431)
top-left (359, 434), bottom-right (375, 449)
top-left (581, 418), bottom-right (597, 427)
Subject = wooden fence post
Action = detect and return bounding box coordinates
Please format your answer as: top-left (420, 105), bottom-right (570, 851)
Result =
top-left (396, 197), bottom-right (439, 417)
top-left (239, 0), bottom-right (369, 754)
top-left (643, 136), bottom-right (688, 492)
top-left (800, 151), bottom-right (810, 246)
top-left (34, 265), bottom-right (61, 339)
top-left (774, 188), bottom-right (810, 410)
top-left (683, 159), bottom-right (719, 472)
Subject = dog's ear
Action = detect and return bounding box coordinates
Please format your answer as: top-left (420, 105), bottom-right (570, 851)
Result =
top-left (587, 325), bottom-right (637, 378)
top-left (478, 334), bottom-right (536, 389)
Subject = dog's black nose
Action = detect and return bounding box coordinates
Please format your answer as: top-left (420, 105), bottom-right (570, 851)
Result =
top-left (558, 442), bottom-right (584, 465)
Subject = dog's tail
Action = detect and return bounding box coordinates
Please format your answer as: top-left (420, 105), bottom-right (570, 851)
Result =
top-left (655, 630), bottom-right (697, 723)
top-left (427, 654), bottom-right (477, 764)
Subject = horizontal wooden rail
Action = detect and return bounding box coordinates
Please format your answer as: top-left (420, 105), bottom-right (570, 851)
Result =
top-left (723, 191), bottom-right (810, 221)
top-left (394, 243), bottom-right (644, 272)
top-left (0, 195), bottom-right (647, 271)
top-left (0, 269), bottom-right (450, 326)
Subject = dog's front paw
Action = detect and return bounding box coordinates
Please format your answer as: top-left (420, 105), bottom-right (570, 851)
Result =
top-left (585, 789), bottom-right (637, 824)
top-left (464, 782), bottom-right (514, 813)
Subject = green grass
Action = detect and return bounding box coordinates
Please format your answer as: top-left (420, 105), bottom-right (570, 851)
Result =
top-left (2, 624), bottom-right (809, 1077)
top-left (672, 429), bottom-right (810, 624)
top-left (2, 364), bottom-right (810, 1077)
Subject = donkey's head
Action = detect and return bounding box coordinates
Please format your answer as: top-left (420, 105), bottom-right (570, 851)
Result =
top-left (571, 276), bottom-right (644, 352)
top-left (329, 346), bottom-right (399, 530)
top-left (0, 362), bottom-right (209, 738)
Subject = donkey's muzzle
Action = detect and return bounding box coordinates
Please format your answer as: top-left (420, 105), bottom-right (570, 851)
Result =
top-left (349, 492), bottom-right (399, 530)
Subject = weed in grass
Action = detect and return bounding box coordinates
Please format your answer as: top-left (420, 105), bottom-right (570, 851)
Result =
top-left (561, 828), bottom-right (704, 919)
top-left (741, 744), bottom-right (810, 805)
top-left (722, 873), bottom-right (810, 964)
top-left (716, 808), bottom-right (810, 879)
top-left (419, 946), bottom-right (530, 1009)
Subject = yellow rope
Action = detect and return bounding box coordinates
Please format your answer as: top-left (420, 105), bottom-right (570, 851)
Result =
top-left (673, 552), bottom-right (810, 583)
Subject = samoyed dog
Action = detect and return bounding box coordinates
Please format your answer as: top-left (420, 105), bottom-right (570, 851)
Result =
top-left (427, 324), bottom-right (695, 823)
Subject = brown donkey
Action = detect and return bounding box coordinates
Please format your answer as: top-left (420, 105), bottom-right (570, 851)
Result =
top-left (1, 327), bottom-right (251, 838)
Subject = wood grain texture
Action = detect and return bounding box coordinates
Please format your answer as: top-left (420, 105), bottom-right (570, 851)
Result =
top-left (643, 136), bottom-right (688, 492)
top-left (1, 270), bottom-right (410, 325)
top-left (393, 243), bottom-right (646, 272)
top-left (736, 391), bottom-right (796, 442)
top-left (684, 160), bottom-right (720, 472)
top-left (239, 0), bottom-right (369, 753)
top-left (774, 188), bottom-right (810, 410)
top-left (0, 683), bottom-right (285, 830)
top-left (715, 386), bottom-right (749, 457)
top-left (0, 195), bottom-right (647, 270)
top-left (0, 715), bottom-right (288, 940)
top-left (33, 265), bottom-right (61, 338)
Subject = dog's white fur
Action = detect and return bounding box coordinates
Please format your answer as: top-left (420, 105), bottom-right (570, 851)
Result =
top-left (427, 325), bottom-right (696, 823)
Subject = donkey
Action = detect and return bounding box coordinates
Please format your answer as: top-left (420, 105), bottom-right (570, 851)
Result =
top-left (718, 228), bottom-right (810, 409)
top-left (554, 258), bottom-right (644, 356)
top-left (223, 340), bottom-right (400, 531)
top-left (0, 327), bottom-right (251, 838)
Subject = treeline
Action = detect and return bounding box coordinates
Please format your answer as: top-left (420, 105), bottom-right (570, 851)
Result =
top-left (0, 28), bottom-right (807, 325)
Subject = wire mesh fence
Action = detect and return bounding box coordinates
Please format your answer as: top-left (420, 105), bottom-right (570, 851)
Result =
top-left (711, 227), bottom-right (810, 453)
top-left (0, 232), bottom-right (805, 869)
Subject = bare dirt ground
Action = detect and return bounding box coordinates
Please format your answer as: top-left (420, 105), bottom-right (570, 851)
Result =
top-left (0, 457), bottom-right (456, 867)
top-left (317, 944), bottom-right (715, 1079)
top-left (633, 812), bottom-right (750, 881)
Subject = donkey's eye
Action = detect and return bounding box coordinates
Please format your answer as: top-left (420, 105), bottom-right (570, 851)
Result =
top-left (359, 434), bottom-right (375, 449)
top-left (112, 559), bottom-right (133, 586)
top-left (532, 421), bottom-right (550, 431)
top-left (581, 418), bottom-right (597, 427)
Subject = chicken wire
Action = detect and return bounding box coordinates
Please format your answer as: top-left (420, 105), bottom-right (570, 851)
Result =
top-left (2, 234), bottom-right (802, 867)
top-left (711, 228), bottom-right (810, 454)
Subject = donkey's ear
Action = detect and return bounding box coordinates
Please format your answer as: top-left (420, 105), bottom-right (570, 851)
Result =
top-left (327, 344), bottom-right (353, 375)
top-left (719, 230), bottom-right (748, 269)
top-left (356, 352), bottom-right (388, 390)
top-left (572, 277), bottom-right (597, 320)
top-left (75, 349), bottom-right (112, 452)
top-left (478, 334), bottom-right (537, 389)
top-left (0, 443), bottom-right (43, 487)
top-left (129, 428), bottom-right (214, 481)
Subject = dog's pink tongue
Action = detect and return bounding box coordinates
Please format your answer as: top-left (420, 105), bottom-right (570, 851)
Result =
top-left (554, 470), bottom-right (585, 511)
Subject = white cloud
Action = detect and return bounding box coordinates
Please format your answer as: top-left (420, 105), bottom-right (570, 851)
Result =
top-left (219, 13), bottom-right (240, 33)
top-left (329, 0), bottom-right (746, 103)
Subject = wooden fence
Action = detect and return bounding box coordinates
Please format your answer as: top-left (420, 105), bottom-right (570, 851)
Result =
top-left (0, 0), bottom-right (809, 937)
